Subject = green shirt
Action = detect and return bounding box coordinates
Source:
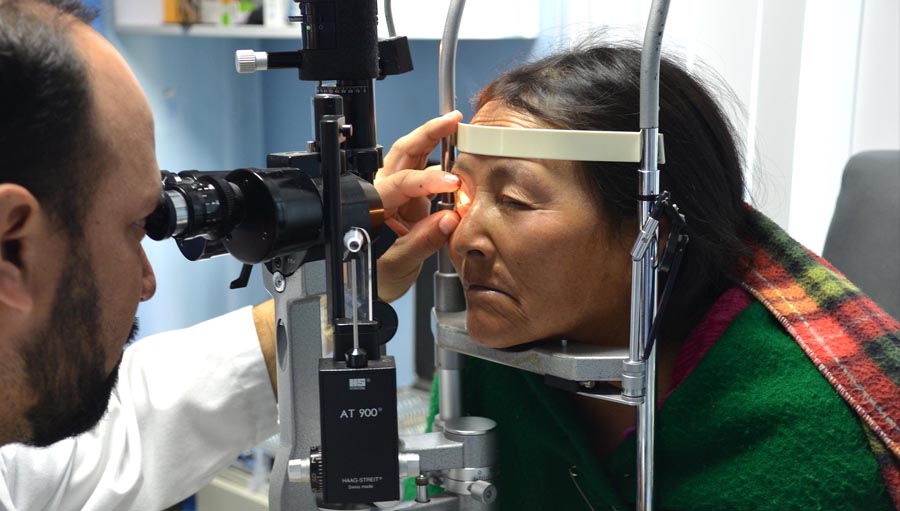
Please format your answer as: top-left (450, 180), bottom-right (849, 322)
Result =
top-left (429, 301), bottom-right (892, 510)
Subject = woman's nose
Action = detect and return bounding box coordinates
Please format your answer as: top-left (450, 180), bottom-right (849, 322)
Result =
top-left (450, 197), bottom-right (493, 260)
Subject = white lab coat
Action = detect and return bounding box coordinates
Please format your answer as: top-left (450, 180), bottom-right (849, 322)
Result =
top-left (0, 306), bottom-right (278, 511)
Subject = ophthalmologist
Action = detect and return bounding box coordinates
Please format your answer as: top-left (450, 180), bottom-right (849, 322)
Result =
top-left (0, 1), bottom-right (462, 509)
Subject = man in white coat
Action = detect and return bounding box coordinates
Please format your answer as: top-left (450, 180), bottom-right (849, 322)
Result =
top-left (0, 1), bottom-right (463, 509)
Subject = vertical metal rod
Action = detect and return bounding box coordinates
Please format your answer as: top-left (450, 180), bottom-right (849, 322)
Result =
top-left (350, 258), bottom-right (360, 351)
top-left (436, 0), bottom-right (466, 275)
top-left (321, 115), bottom-right (346, 325)
top-left (633, 2), bottom-right (671, 511)
top-left (437, 349), bottom-right (464, 421)
top-left (438, 0), bottom-right (465, 135)
top-left (434, 1), bottom-right (467, 311)
top-left (636, 229), bottom-right (658, 511)
top-left (434, 0), bottom-right (468, 426)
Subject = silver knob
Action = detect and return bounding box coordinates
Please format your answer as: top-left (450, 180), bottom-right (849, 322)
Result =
top-left (468, 480), bottom-right (497, 504)
top-left (288, 453), bottom-right (323, 493)
top-left (287, 458), bottom-right (310, 483)
top-left (343, 229), bottom-right (366, 253)
top-left (235, 50), bottom-right (269, 74)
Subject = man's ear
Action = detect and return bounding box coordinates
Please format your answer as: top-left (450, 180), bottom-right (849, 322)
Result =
top-left (0, 184), bottom-right (41, 313)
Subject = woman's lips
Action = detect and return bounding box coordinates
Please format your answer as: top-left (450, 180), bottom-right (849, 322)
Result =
top-left (464, 281), bottom-right (515, 301)
top-left (467, 284), bottom-right (502, 293)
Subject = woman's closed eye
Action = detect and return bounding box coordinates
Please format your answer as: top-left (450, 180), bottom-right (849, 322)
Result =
top-left (499, 196), bottom-right (531, 210)
top-left (498, 186), bottom-right (548, 210)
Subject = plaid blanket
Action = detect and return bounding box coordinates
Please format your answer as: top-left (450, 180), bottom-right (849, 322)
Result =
top-left (739, 210), bottom-right (900, 505)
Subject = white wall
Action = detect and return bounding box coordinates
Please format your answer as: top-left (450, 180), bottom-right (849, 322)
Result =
top-left (789, 0), bottom-right (899, 252)
top-left (789, 1), bottom-right (864, 251)
top-left (852, 0), bottom-right (900, 154)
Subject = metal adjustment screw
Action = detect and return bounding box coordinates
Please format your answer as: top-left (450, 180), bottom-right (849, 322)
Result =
top-left (287, 458), bottom-right (310, 483)
top-left (272, 271), bottom-right (286, 293)
top-left (235, 49), bottom-right (268, 74)
top-left (468, 480), bottom-right (497, 504)
top-left (621, 359), bottom-right (645, 398)
top-left (415, 474), bottom-right (430, 503)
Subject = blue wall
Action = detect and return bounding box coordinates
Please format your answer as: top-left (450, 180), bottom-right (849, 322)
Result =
top-left (96, 5), bottom-right (536, 385)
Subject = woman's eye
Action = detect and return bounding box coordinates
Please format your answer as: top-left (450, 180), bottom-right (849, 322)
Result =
top-left (455, 189), bottom-right (473, 216)
top-left (456, 189), bottom-right (472, 208)
top-left (500, 197), bottom-right (529, 209)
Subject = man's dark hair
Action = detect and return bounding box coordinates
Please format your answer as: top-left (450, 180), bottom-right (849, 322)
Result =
top-left (0, 0), bottom-right (101, 237)
top-left (476, 40), bottom-right (750, 345)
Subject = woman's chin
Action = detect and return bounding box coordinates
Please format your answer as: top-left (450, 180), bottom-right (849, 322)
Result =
top-left (465, 313), bottom-right (529, 349)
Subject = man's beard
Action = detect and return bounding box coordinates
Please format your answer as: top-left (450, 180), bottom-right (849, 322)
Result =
top-left (20, 245), bottom-right (137, 447)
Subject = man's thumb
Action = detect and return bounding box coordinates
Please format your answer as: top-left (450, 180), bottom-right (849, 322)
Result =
top-left (377, 211), bottom-right (459, 301)
top-left (398, 211), bottom-right (458, 260)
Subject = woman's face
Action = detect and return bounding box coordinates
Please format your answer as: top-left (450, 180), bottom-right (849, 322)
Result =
top-left (449, 101), bottom-right (633, 348)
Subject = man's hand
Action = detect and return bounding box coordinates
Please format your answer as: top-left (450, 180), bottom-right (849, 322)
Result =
top-left (252, 299), bottom-right (277, 396)
top-left (375, 110), bottom-right (463, 302)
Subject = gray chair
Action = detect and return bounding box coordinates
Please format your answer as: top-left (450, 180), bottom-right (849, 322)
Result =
top-left (823, 150), bottom-right (900, 320)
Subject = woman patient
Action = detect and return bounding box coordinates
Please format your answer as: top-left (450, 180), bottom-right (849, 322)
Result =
top-left (386, 41), bottom-right (900, 510)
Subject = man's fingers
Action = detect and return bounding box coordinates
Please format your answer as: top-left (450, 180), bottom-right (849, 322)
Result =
top-left (377, 211), bottom-right (460, 301)
top-left (389, 211), bottom-right (459, 263)
top-left (385, 217), bottom-right (410, 236)
top-left (377, 168), bottom-right (460, 210)
top-left (382, 111), bottom-right (463, 174)
top-left (375, 111), bottom-right (463, 301)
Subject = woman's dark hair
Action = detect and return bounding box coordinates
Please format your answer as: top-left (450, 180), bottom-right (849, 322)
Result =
top-left (0, 0), bottom-right (100, 237)
top-left (475, 41), bottom-right (750, 344)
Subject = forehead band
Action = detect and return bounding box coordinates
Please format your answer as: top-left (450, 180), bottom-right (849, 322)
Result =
top-left (456, 123), bottom-right (665, 164)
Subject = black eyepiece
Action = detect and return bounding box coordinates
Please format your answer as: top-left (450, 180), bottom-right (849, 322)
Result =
top-left (145, 171), bottom-right (243, 243)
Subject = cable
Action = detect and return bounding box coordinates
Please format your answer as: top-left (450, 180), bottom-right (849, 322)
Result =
top-left (641, 196), bottom-right (689, 361)
top-left (643, 232), bottom-right (688, 360)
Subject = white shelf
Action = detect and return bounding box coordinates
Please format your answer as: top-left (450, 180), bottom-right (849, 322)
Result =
top-left (115, 22), bottom-right (537, 41)
top-left (113, 0), bottom-right (540, 40)
top-left (116, 23), bottom-right (304, 40)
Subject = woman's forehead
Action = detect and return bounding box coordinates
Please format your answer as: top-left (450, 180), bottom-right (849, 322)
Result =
top-left (470, 100), bottom-right (544, 129)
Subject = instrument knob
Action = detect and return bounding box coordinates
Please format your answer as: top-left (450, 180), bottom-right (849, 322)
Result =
top-left (235, 50), bottom-right (268, 74)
